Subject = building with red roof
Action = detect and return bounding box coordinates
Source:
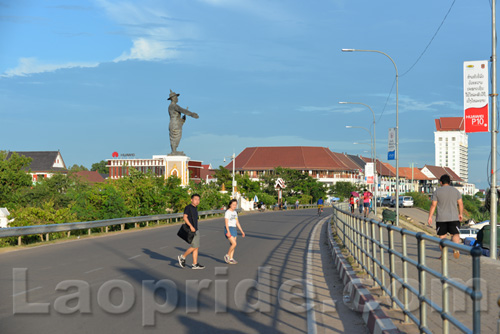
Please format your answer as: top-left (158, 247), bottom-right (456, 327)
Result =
top-left (224, 146), bottom-right (363, 186)
top-left (434, 117), bottom-right (468, 182)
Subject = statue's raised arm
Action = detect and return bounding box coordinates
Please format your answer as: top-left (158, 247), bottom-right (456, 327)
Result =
top-left (167, 90), bottom-right (199, 156)
top-left (174, 104), bottom-right (199, 119)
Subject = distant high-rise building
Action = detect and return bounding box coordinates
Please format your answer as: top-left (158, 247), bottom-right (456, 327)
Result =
top-left (434, 117), bottom-right (468, 182)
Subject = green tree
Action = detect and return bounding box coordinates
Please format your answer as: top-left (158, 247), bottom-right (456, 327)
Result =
top-left (69, 164), bottom-right (88, 171)
top-left (71, 183), bottom-right (127, 221)
top-left (91, 160), bottom-right (109, 174)
top-left (0, 152), bottom-right (33, 206)
top-left (330, 181), bottom-right (362, 201)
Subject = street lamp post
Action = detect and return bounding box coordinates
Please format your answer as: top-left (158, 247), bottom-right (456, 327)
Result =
top-left (341, 101), bottom-right (378, 216)
top-left (224, 153), bottom-right (236, 199)
top-left (342, 48), bottom-right (399, 225)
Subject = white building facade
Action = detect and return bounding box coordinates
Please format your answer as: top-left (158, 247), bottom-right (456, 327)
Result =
top-left (434, 117), bottom-right (469, 182)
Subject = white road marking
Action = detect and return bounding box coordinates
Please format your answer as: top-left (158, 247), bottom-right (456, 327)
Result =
top-left (128, 255), bottom-right (141, 260)
top-left (84, 267), bottom-right (103, 274)
top-left (306, 218), bottom-right (326, 334)
top-left (13, 286), bottom-right (42, 297)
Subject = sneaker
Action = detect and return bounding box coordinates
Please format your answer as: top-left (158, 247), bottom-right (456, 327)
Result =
top-left (229, 259), bottom-right (238, 264)
top-left (224, 254), bottom-right (229, 263)
top-left (178, 255), bottom-right (186, 268)
top-left (192, 263), bottom-right (205, 270)
top-left (453, 250), bottom-right (460, 259)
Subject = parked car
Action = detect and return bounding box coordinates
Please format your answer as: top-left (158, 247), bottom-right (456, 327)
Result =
top-left (389, 196), bottom-right (414, 208)
top-left (401, 196), bottom-right (414, 208)
top-left (458, 228), bottom-right (478, 241)
top-left (381, 196), bottom-right (392, 207)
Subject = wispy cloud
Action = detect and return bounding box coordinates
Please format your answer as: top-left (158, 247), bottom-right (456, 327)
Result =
top-left (371, 93), bottom-right (462, 115)
top-left (47, 5), bottom-right (93, 11)
top-left (1, 57), bottom-right (99, 77)
top-left (96, 0), bottom-right (198, 62)
top-left (297, 105), bottom-right (364, 113)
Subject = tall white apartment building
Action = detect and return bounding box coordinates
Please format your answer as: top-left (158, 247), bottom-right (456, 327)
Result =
top-left (434, 117), bottom-right (468, 182)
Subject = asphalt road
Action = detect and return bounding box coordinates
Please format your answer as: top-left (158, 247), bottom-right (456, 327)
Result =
top-left (0, 208), bottom-right (365, 334)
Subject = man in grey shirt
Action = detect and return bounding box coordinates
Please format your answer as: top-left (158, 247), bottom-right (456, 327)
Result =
top-left (427, 174), bottom-right (464, 259)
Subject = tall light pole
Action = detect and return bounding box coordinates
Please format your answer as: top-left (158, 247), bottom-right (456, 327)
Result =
top-left (224, 153), bottom-right (236, 199)
top-left (342, 48), bottom-right (399, 225)
top-left (490, 0), bottom-right (498, 259)
top-left (341, 101), bottom-right (378, 216)
top-left (347, 125), bottom-right (377, 214)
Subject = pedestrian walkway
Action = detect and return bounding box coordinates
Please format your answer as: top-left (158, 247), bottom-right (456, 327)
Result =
top-left (334, 207), bottom-right (500, 333)
top-left (308, 217), bottom-right (368, 333)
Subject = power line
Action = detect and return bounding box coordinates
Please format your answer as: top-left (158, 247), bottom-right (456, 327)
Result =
top-left (377, 77), bottom-right (396, 123)
top-left (400, 0), bottom-right (457, 77)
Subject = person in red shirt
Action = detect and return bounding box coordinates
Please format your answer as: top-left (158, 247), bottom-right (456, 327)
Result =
top-left (362, 189), bottom-right (372, 218)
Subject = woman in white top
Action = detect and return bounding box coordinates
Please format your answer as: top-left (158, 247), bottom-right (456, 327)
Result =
top-left (224, 199), bottom-right (245, 264)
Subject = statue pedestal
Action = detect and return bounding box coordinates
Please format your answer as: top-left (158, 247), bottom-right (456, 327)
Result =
top-left (153, 155), bottom-right (190, 186)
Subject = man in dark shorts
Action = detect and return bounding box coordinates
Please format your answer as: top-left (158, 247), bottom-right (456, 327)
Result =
top-left (427, 174), bottom-right (463, 259)
top-left (178, 194), bottom-right (205, 269)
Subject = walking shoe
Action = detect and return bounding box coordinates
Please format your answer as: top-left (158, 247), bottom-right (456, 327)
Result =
top-left (224, 254), bottom-right (229, 263)
top-left (192, 263), bottom-right (205, 270)
top-left (453, 250), bottom-right (460, 259)
top-left (229, 259), bottom-right (238, 264)
top-left (178, 255), bottom-right (186, 268)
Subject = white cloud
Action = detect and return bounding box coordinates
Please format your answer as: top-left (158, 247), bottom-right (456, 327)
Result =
top-left (297, 105), bottom-right (364, 113)
top-left (1, 57), bottom-right (98, 77)
top-left (114, 38), bottom-right (178, 62)
top-left (96, 0), bottom-right (198, 63)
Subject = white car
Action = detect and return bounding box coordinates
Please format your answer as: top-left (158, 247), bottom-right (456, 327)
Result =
top-left (401, 196), bottom-right (414, 208)
top-left (458, 228), bottom-right (478, 241)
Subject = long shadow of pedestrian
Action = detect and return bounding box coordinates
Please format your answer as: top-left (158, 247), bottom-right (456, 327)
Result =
top-left (142, 248), bottom-right (178, 267)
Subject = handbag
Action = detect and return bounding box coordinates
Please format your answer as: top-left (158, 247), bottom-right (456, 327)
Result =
top-left (177, 223), bottom-right (195, 244)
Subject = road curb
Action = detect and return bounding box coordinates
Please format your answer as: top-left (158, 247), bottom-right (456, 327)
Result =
top-left (326, 221), bottom-right (400, 334)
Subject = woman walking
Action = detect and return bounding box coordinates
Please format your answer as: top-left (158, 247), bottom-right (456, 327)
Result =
top-left (224, 199), bottom-right (245, 264)
top-left (349, 194), bottom-right (355, 213)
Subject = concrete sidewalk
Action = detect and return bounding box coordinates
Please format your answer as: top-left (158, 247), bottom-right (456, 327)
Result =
top-left (335, 208), bottom-right (500, 333)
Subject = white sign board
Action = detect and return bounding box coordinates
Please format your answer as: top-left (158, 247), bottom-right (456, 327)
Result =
top-left (387, 128), bottom-right (396, 160)
top-left (365, 162), bottom-right (374, 184)
top-left (464, 60), bottom-right (489, 133)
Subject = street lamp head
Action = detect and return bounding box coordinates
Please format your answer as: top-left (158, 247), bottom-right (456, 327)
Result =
top-left (341, 48), bottom-right (355, 52)
top-left (346, 125), bottom-right (353, 128)
top-left (338, 101), bottom-right (348, 104)
top-left (223, 158), bottom-right (226, 162)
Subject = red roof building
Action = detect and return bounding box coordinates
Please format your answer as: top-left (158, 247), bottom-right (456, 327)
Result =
top-left (434, 117), bottom-right (465, 131)
top-left (225, 146), bottom-right (362, 185)
top-left (72, 171), bottom-right (105, 184)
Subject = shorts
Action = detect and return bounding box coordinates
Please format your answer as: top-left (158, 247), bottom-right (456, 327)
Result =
top-left (317, 205), bottom-right (324, 209)
top-left (363, 202), bottom-right (370, 208)
top-left (190, 230), bottom-right (200, 248)
top-left (436, 221), bottom-right (460, 236)
top-left (225, 226), bottom-right (237, 238)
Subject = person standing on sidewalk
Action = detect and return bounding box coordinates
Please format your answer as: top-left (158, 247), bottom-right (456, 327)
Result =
top-left (427, 174), bottom-right (464, 259)
top-left (362, 189), bottom-right (372, 218)
top-left (224, 199), bottom-right (245, 264)
top-left (178, 194), bottom-right (205, 269)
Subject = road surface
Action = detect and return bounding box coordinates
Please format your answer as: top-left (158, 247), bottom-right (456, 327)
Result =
top-left (0, 209), bottom-right (367, 334)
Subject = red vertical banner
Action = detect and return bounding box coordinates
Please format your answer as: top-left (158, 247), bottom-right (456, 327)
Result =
top-left (464, 60), bottom-right (489, 133)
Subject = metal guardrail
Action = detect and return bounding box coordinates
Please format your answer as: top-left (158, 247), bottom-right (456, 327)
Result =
top-left (0, 204), bottom-right (319, 246)
top-left (0, 209), bottom-right (233, 245)
top-left (332, 203), bottom-right (482, 334)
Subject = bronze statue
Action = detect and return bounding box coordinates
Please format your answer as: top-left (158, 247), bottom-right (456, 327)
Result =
top-left (167, 90), bottom-right (199, 156)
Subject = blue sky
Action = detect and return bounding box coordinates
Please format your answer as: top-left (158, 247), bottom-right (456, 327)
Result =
top-left (0, 0), bottom-right (493, 189)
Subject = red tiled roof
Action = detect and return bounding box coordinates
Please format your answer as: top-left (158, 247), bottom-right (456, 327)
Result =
top-left (71, 171), bottom-right (105, 184)
top-left (399, 167), bottom-right (429, 180)
top-left (331, 152), bottom-right (362, 170)
top-left (226, 147), bottom-right (357, 171)
top-left (422, 165), bottom-right (463, 182)
top-left (360, 157), bottom-right (396, 177)
top-left (435, 117), bottom-right (464, 131)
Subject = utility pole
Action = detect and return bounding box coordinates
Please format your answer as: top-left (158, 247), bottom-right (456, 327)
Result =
top-left (490, 0), bottom-right (498, 259)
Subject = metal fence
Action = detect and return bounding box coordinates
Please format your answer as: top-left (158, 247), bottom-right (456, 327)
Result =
top-left (332, 203), bottom-right (482, 334)
top-left (0, 204), bottom-right (318, 246)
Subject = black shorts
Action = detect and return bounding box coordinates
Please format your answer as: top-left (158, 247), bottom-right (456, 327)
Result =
top-left (436, 221), bottom-right (460, 236)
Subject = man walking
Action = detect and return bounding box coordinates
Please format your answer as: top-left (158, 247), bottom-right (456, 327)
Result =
top-left (427, 174), bottom-right (464, 259)
top-left (178, 194), bottom-right (205, 269)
